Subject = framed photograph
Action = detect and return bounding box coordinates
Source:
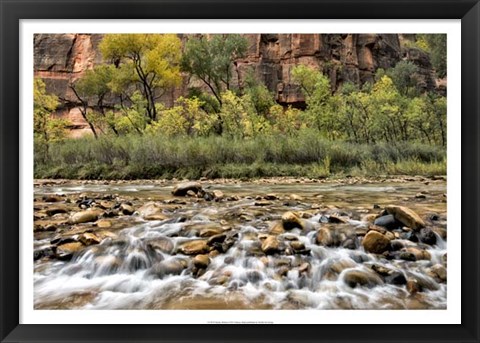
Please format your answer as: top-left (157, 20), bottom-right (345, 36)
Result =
top-left (1, 0), bottom-right (479, 342)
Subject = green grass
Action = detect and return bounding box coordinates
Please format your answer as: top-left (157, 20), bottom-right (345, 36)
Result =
top-left (35, 132), bottom-right (446, 180)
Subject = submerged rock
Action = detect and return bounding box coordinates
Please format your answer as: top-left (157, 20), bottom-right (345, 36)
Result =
top-left (148, 237), bottom-right (175, 254)
top-left (150, 259), bottom-right (187, 278)
top-left (343, 269), bottom-right (383, 288)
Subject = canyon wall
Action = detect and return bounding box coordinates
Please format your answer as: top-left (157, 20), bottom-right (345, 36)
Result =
top-left (34, 33), bottom-right (440, 136)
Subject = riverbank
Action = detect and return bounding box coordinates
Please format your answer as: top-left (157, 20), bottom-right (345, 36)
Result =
top-left (34, 134), bottom-right (446, 180)
top-left (34, 178), bottom-right (447, 310)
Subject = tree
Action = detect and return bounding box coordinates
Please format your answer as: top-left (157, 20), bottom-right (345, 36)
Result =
top-left (387, 61), bottom-right (420, 96)
top-left (244, 70), bottom-right (275, 117)
top-left (181, 34), bottom-right (248, 106)
top-left (99, 34), bottom-right (182, 121)
top-left (416, 34), bottom-right (447, 78)
top-left (70, 64), bottom-right (117, 137)
top-left (291, 65), bottom-right (335, 137)
top-left (34, 78), bottom-right (69, 159)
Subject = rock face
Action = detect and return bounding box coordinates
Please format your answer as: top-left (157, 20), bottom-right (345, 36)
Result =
top-left (34, 33), bottom-right (440, 137)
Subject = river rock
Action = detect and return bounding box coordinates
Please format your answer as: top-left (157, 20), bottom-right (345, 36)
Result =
top-left (93, 255), bottom-right (121, 273)
top-left (193, 254), bottom-right (210, 269)
top-left (199, 226), bottom-right (225, 238)
top-left (69, 210), bottom-right (100, 224)
top-left (406, 279), bottom-right (421, 294)
top-left (212, 190), bottom-right (224, 201)
top-left (362, 230), bottom-right (390, 254)
top-left (172, 182), bottom-right (202, 196)
top-left (385, 205), bottom-right (425, 230)
top-left (42, 195), bottom-right (64, 203)
top-left (327, 215), bottom-right (349, 224)
top-left (403, 247), bottom-right (431, 260)
top-left (79, 232), bottom-right (101, 246)
top-left (150, 259), bottom-right (187, 278)
top-left (261, 236), bottom-right (280, 255)
top-left (408, 273), bottom-right (440, 291)
top-left (316, 226), bottom-right (356, 247)
top-left (385, 271), bottom-right (407, 285)
top-left (56, 242), bottom-right (84, 260)
top-left (96, 219), bottom-right (112, 228)
top-left (207, 233), bottom-right (227, 245)
top-left (427, 264), bottom-right (447, 282)
top-left (432, 227), bottom-right (447, 240)
top-left (119, 203), bottom-right (135, 215)
top-left (343, 269), bottom-right (383, 288)
top-left (362, 213), bottom-right (378, 223)
top-left (418, 228), bottom-right (437, 245)
top-left (178, 240), bottom-right (209, 255)
top-left (264, 193), bottom-right (278, 200)
top-left (329, 259), bottom-right (357, 275)
top-left (137, 202), bottom-right (169, 221)
top-left (148, 237), bottom-right (174, 254)
top-left (45, 206), bottom-right (68, 217)
top-left (281, 211), bottom-right (304, 230)
top-left (34, 246), bottom-right (55, 261)
top-left (373, 214), bottom-right (401, 230)
top-left (269, 221), bottom-right (285, 235)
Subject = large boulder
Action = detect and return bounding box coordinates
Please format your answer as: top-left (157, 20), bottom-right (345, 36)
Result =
top-left (172, 182), bottom-right (202, 196)
top-left (385, 205), bottom-right (425, 230)
top-left (362, 230), bottom-right (390, 254)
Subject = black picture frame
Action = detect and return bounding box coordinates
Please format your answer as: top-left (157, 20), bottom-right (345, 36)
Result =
top-left (1, 0), bottom-right (479, 342)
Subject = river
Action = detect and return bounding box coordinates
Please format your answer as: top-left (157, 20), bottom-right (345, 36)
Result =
top-left (33, 177), bottom-right (447, 310)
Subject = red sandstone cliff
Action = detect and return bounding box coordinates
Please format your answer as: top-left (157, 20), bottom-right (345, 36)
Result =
top-left (34, 33), bottom-right (440, 136)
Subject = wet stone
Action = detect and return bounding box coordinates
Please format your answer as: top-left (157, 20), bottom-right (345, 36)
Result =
top-left (172, 182), bottom-right (202, 196)
top-left (343, 269), bottom-right (383, 288)
top-left (56, 242), bottom-right (84, 260)
top-left (373, 214), bottom-right (401, 231)
top-left (362, 230), bottom-right (390, 254)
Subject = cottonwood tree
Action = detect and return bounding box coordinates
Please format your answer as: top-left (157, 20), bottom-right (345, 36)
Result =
top-left (34, 78), bottom-right (69, 159)
top-left (99, 34), bottom-right (182, 122)
top-left (181, 34), bottom-right (248, 106)
top-left (70, 64), bottom-right (117, 137)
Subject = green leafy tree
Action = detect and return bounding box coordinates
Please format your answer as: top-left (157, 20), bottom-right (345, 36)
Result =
top-left (387, 61), bottom-right (420, 96)
top-left (99, 34), bottom-right (182, 121)
top-left (181, 34), bottom-right (248, 106)
top-left (244, 70), bottom-right (275, 117)
top-left (416, 34), bottom-right (447, 78)
top-left (70, 64), bottom-right (117, 137)
top-left (291, 65), bottom-right (336, 137)
top-left (34, 78), bottom-right (69, 159)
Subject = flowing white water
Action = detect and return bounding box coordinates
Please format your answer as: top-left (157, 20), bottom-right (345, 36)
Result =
top-left (34, 181), bottom-right (447, 310)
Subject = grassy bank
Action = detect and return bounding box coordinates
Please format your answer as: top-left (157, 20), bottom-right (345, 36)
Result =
top-left (35, 132), bottom-right (446, 180)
